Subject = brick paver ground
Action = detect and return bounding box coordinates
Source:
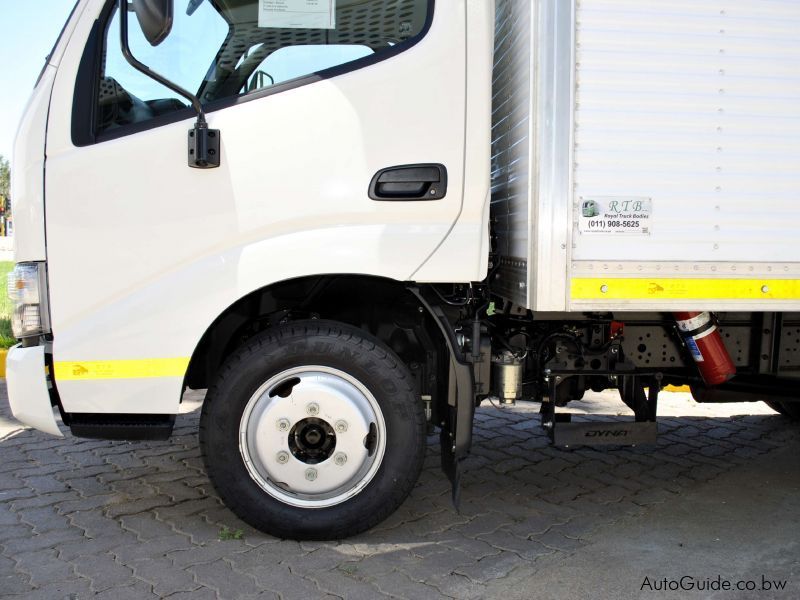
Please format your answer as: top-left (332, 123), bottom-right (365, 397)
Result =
top-left (1, 382), bottom-right (797, 599)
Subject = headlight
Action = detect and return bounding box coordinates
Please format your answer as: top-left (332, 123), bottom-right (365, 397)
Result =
top-left (7, 262), bottom-right (50, 339)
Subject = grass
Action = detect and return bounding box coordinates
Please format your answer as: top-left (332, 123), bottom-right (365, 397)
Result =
top-left (0, 261), bottom-right (15, 348)
top-left (218, 526), bottom-right (244, 541)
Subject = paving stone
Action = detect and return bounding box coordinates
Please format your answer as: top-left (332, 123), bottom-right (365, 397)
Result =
top-left (12, 577), bottom-right (94, 600)
top-left (10, 491), bottom-right (80, 510)
top-left (0, 487), bottom-right (37, 503)
top-left (242, 561), bottom-right (328, 600)
top-left (130, 557), bottom-right (200, 597)
top-left (21, 449), bottom-right (67, 465)
top-left (0, 570), bottom-right (33, 596)
top-left (306, 569), bottom-right (391, 600)
top-left (284, 545), bottom-right (357, 578)
top-left (548, 515), bottom-right (602, 540)
top-left (0, 471), bottom-right (23, 490)
top-left (0, 524), bottom-right (32, 543)
top-left (399, 544), bottom-right (475, 584)
top-left (56, 535), bottom-right (130, 562)
top-left (1, 528), bottom-right (85, 554)
top-left (104, 495), bottom-right (174, 518)
top-left (438, 533), bottom-right (502, 560)
top-left (12, 548), bottom-right (75, 587)
top-left (417, 571), bottom-right (488, 600)
top-left (153, 497), bottom-right (218, 522)
top-left (369, 568), bottom-right (446, 600)
top-left (501, 513), bottom-right (562, 538)
top-left (55, 494), bottom-right (117, 515)
top-left (93, 579), bottom-right (159, 599)
top-left (68, 508), bottom-right (127, 539)
top-left (73, 553), bottom-right (137, 592)
top-left (165, 512), bottom-right (229, 545)
top-left (454, 551), bottom-right (530, 583)
top-left (98, 466), bottom-right (156, 485)
top-left (187, 557), bottom-right (262, 597)
top-left (119, 512), bottom-right (176, 541)
top-left (450, 510), bottom-right (515, 538)
top-left (157, 587), bottom-right (217, 600)
top-left (13, 463), bottom-right (66, 478)
top-left (476, 530), bottom-right (554, 561)
top-left (168, 540), bottom-right (251, 568)
top-left (531, 529), bottom-right (587, 553)
top-left (60, 476), bottom-right (112, 498)
top-left (112, 534), bottom-right (195, 562)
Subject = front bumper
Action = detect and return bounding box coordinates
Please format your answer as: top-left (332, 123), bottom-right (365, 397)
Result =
top-left (7, 344), bottom-right (63, 436)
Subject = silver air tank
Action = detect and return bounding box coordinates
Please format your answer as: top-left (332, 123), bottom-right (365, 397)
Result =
top-left (491, 351), bottom-right (523, 405)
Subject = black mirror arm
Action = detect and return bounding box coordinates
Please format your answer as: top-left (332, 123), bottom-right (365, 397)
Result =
top-left (119, 0), bottom-right (219, 168)
top-left (119, 0), bottom-right (205, 122)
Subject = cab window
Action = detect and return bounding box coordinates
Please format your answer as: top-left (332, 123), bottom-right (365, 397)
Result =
top-left (95, 0), bottom-right (431, 136)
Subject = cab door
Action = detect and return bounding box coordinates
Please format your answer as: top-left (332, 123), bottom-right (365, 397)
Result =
top-left (43, 0), bottom-right (469, 415)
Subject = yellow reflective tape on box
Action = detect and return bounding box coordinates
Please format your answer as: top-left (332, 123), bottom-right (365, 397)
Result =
top-left (53, 358), bottom-right (190, 381)
top-left (571, 278), bottom-right (800, 300)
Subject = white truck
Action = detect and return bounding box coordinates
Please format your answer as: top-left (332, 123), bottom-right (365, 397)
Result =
top-left (7, 0), bottom-right (800, 539)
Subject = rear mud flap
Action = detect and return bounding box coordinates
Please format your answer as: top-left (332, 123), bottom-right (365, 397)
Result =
top-left (409, 287), bottom-right (475, 509)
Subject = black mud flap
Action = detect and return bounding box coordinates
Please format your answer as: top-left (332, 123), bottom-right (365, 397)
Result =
top-left (409, 287), bottom-right (475, 509)
top-left (439, 360), bottom-right (475, 508)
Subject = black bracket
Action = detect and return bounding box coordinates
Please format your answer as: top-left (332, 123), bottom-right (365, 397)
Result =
top-left (543, 372), bottom-right (662, 448)
top-left (188, 121), bottom-right (221, 169)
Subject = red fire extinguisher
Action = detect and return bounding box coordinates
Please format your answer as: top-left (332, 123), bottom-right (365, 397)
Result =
top-left (673, 312), bottom-right (736, 386)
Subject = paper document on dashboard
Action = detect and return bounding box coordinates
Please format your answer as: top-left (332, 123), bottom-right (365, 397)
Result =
top-left (258, 0), bottom-right (336, 29)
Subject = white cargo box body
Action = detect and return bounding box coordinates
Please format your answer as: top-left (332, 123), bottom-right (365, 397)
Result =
top-left (491, 0), bottom-right (800, 312)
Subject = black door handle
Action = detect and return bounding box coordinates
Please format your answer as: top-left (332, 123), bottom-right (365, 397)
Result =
top-left (369, 164), bottom-right (447, 201)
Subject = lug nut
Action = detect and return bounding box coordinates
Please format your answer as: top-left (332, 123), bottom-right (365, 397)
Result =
top-left (306, 403), bottom-right (320, 416)
top-left (334, 453), bottom-right (347, 466)
top-left (305, 468), bottom-right (317, 481)
top-left (276, 451), bottom-right (289, 464)
top-left (334, 420), bottom-right (348, 433)
top-left (276, 418), bottom-right (291, 432)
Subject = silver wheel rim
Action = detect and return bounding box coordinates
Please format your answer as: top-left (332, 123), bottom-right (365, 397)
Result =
top-left (239, 366), bottom-right (387, 508)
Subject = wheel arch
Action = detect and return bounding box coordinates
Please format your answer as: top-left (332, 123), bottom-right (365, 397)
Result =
top-left (185, 274), bottom-right (451, 413)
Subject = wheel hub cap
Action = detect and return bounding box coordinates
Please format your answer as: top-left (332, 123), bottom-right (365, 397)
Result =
top-left (239, 366), bottom-right (386, 508)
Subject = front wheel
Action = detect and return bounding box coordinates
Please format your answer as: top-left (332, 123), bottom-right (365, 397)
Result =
top-left (200, 320), bottom-right (425, 539)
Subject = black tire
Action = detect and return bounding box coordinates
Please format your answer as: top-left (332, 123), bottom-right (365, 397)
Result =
top-left (200, 320), bottom-right (425, 540)
top-left (766, 400), bottom-right (800, 420)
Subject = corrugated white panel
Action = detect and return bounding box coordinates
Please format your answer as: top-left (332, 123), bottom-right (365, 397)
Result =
top-left (491, 0), bottom-right (533, 304)
top-left (572, 0), bottom-right (800, 263)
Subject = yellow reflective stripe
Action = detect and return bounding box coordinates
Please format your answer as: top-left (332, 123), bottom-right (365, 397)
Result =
top-left (53, 358), bottom-right (190, 381)
top-left (571, 278), bottom-right (800, 300)
top-left (664, 385), bottom-right (691, 393)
